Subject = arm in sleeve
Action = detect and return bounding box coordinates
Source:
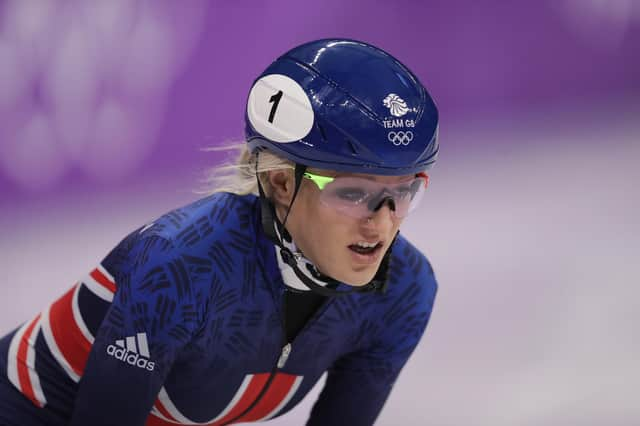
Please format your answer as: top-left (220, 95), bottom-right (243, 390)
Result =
top-left (307, 263), bottom-right (438, 426)
top-left (70, 234), bottom-right (201, 426)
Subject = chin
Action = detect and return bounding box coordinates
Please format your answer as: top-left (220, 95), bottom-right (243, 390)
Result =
top-left (336, 270), bottom-right (378, 287)
top-left (317, 258), bottom-right (380, 287)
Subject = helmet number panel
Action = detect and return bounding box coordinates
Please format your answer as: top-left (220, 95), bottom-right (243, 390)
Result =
top-left (268, 90), bottom-right (284, 123)
top-left (247, 74), bottom-right (314, 143)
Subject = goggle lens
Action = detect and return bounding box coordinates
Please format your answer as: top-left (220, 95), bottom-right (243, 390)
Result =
top-left (305, 173), bottom-right (428, 219)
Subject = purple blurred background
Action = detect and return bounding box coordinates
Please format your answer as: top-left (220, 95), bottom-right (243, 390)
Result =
top-left (1, 1), bottom-right (639, 424)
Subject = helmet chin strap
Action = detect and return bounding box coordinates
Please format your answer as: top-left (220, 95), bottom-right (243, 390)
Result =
top-left (256, 154), bottom-right (393, 296)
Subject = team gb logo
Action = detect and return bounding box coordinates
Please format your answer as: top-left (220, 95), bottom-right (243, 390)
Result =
top-left (383, 93), bottom-right (409, 117)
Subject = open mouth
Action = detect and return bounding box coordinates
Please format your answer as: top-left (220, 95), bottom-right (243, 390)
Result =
top-left (348, 241), bottom-right (383, 255)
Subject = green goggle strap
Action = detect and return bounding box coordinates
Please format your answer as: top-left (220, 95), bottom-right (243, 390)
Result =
top-left (303, 172), bottom-right (335, 190)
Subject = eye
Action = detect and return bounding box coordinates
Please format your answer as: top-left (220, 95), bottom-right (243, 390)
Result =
top-left (334, 187), bottom-right (367, 202)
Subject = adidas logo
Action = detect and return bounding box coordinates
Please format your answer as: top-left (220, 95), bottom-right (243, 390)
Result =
top-left (106, 332), bottom-right (156, 371)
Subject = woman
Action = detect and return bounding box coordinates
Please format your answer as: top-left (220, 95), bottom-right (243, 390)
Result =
top-left (0, 38), bottom-right (439, 426)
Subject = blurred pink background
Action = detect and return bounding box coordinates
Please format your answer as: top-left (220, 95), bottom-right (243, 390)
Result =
top-left (1, 1), bottom-right (639, 424)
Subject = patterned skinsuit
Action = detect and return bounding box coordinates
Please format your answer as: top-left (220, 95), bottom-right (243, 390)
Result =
top-left (0, 192), bottom-right (437, 426)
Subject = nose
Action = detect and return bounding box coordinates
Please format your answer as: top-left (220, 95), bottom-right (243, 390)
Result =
top-left (364, 200), bottom-right (397, 230)
top-left (369, 196), bottom-right (396, 213)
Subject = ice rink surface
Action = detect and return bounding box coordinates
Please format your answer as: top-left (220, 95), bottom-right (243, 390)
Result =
top-left (1, 108), bottom-right (638, 425)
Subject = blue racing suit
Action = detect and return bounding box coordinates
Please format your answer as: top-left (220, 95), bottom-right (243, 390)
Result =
top-left (0, 192), bottom-right (437, 425)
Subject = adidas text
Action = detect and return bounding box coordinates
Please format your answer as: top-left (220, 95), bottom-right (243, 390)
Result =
top-left (107, 345), bottom-right (155, 371)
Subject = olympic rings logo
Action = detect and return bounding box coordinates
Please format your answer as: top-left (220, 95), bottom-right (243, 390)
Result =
top-left (387, 131), bottom-right (414, 146)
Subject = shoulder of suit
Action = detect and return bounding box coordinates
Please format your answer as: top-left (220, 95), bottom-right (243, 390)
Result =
top-left (136, 193), bottom-right (260, 249)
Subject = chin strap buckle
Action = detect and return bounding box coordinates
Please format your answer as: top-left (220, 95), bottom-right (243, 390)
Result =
top-left (279, 247), bottom-right (297, 268)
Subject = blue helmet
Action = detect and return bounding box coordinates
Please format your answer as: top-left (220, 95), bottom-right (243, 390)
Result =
top-left (245, 38), bottom-right (439, 176)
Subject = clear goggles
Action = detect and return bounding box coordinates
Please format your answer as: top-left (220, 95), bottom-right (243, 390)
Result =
top-left (303, 171), bottom-right (429, 219)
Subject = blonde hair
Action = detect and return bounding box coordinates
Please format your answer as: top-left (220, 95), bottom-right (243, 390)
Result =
top-left (195, 142), bottom-right (294, 197)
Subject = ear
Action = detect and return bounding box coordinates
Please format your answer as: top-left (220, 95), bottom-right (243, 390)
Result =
top-left (266, 169), bottom-right (295, 207)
